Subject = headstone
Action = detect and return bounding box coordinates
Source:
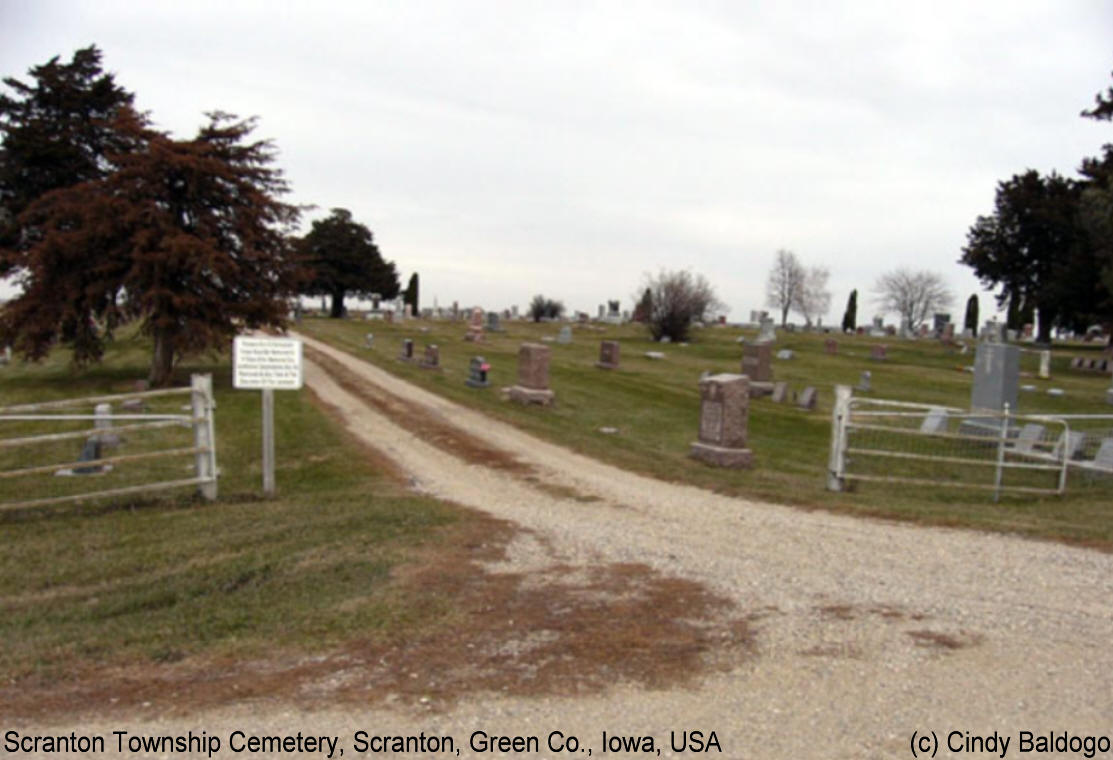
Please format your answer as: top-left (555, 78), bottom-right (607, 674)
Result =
top-left (598, 304), bottom-right (605, 319)
top-left (1094, 438), bottom-right (1113, 471)
top-left (942, 323), bottom-right (956, 341)
top-left (644, 351), bottom-right (665, 360)
top-left (596, 340), bottom-right (620, 370)
top-left (797, 386), bottom-right (817, 410)
top-left (0, 346), bottom-right (10, 365)
top-left (1006, 329), bottom-right (1018, 342)
top-left (93, 403), bottom-right (120, 447)
top-left (399, 338), bottom-right (414, 361)
top-left (741, 343), bottom-right (772, 382)
top-left (920, 407), bottom-right (948, 435)
top-left (370, 293), bottom-right (382, 310)
top-left (690, 373), bottom-right (753, 468)
top-left (1056, 430), bottom-right (1086, 460)
top-left (405, 304), bottom-right (414, 319)
top-left (465, 356), bottom-right (490, 388)
top-left (757, 317), bottom-right (776, 343)
top-left (384, 311), bottom-right (394, 324)
top-left (971, 342), bottom-right (1019, 412)
top-left (419, 344), bottom-right (440, 370)
top-left (659, 335), bottom-right (671, 344)
top-left (824, 338), bottom-right (838, 355)
top-left (72, 438), bottom-right (107, 475)
top-left (364, 333), bottom-right (374, 347)
top-left (394, 297), bottom-right (406, 322)
top-left (933, 313), bottom-right (951, 336)
top-left (508, 343), bottom-right (555, 405)
top-left (1070, 357), bottom-right (1084, 370)
top-left (1013, 423), bottom-right (1046, 454)
top-left (776, 349), bottom-right (794, 360)
top-left (465, 307), bottom-right (485, 342)
top-left (870, 344), bottom-right (887, 361)
top-left (557, 326), bottom-right (572, 344)
top-left (486, 311), bottom-right (501, 332)
top-left (771, 381), bottom-right (789, 403)
top-left (856, 371), bottom-right (871, 393)
top-left (1038, 350), bottom-right (1051, 379)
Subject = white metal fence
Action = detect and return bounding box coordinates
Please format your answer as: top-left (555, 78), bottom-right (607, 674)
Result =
top-left (827, 386), bottom-right (1113, 499)
top-left (0, 374), bottom-right (217, 511)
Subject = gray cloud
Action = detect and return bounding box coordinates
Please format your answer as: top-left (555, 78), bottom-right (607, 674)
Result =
top-left (2, 0), bottom-right (1111, 320)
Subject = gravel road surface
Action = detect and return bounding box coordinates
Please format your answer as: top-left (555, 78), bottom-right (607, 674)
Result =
top-left (15, 333), bottom-right (1113, 758)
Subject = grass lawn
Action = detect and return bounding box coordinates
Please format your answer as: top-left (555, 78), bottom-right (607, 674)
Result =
top-left (299, 315), bottom-right (1113, 548)
top-left (0, 328), bottom-right (484, 690)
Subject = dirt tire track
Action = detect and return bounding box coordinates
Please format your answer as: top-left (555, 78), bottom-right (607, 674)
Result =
top-left (13, 333), bottom-right (1113, 758)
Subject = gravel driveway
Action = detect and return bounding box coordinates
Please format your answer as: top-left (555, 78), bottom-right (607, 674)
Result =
top-left (16, 334), bottom-right (1113, 758)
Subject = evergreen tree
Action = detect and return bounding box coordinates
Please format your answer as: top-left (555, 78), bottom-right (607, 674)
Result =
top-left (403, 272), bottom-right (419, 314)
top-left (964, 294), bottom-right (979, 336)
top-left (841, 289), bottom-right (858, 332)
top-left (0, 45), bottom-right (137, 265)
top-left (299, 208), bottom-right (398, 318)
top-left (1, 111), bottom-right (304, 385)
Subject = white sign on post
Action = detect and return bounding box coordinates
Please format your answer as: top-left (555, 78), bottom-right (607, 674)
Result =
top-left (233, 336), bottom-right (303, 496)
top-left (233, 336), bottom-right (303, 390)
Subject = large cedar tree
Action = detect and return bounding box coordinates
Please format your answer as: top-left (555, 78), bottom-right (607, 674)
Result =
top-left (1, 111), bottom-right (304, 385)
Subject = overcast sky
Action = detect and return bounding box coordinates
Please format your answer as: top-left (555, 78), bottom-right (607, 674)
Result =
top-left (2, 1), bottom-right (1111, 321)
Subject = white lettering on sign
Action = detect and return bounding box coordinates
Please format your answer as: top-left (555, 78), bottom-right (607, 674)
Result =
top-left (233, 337), bottom-right (303, 390)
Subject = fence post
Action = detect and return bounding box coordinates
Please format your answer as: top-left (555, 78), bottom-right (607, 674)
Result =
top-left (993, 402), bottom-right (1010, 503)
top-left (828, 385), bottom-right (852, 491)
top-left (191, 373), bottom-right (218, 501)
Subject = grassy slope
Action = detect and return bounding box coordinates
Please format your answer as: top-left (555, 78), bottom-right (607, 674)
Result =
top-left (0, 328), bottom-right (473, 683)
top-left (300, 316), bottom-right (1113, 548)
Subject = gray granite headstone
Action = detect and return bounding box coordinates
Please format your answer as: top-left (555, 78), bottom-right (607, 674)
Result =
top-left (557, 326), bottom-right (572, 344)
top-left (797, 386), bottom-right (817, 410)
top-left (920, 407), bottom-right (948, 435)
top-left (971, 342), bottom-right (1019, 412)
top-left (771, 381), bottom-right (789, 403)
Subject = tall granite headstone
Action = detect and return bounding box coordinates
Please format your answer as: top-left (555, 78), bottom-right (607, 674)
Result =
top-left (690, 373), bottom-right (753, 468)
top-left (972, 342), bottom-right (1020, 411)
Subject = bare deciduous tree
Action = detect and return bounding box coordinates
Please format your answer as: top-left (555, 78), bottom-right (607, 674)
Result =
top-left (639, 269), bottom-right (726, 342)
top-left (795, 266), bottom-right (831, 327)
top-left (874, 269), bottom-right (954, 330)
top-left (766, 249), bottom-right (804, 327)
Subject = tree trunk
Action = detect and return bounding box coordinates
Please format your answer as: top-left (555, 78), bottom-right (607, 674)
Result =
top-left (780, 305), bottom-right (789, 327)
top-left (330, 288), bottom-right (346, 318)
top-left (148, 329), bottom-right (176, 387)
top-left (1036, 306), bottom-right (1054, 344)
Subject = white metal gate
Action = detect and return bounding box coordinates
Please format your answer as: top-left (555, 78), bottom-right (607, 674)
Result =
top-left (827, 387), bottom-right (1074, 499)
top-left (0, 374), bottom-right (217, 511)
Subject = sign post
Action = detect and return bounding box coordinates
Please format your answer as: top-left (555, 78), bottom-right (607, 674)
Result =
top-left (233, 336), bottom-right (303, 497)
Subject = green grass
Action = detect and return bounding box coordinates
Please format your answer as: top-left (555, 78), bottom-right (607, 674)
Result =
top-left (299, 315), bottom-right (1113, 548)
top-left (0, 327), bottom-right (470, 683)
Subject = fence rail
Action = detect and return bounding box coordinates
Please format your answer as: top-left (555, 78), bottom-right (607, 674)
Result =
top-left (0, 374), bottom-right (217, 511)
top-left (825, 387), bottom-right (1113, 499)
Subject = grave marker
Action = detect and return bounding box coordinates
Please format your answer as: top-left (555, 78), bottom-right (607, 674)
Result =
top-left (971, 342), bottom-right (1019, 412)
top-left (771, 381), bottom-right (789, 403)
top-left (465, 356), bottom-right (491, 388)
top-left (596, 340), bottom-right (620, 370)
top-left (797, 386), bottom-right (817, 410)
top-left (419, 344), bottom-right (440, 370)
top-left (508, 343), bottom-right (555, 405)
top-left (690, 374), bottom-right (753, 468)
